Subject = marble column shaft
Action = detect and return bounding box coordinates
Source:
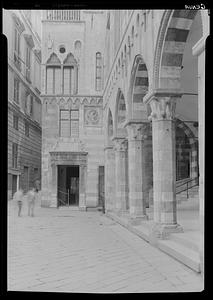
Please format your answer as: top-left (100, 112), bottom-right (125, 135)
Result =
top-left (104, 146), bottom-right (115, 211)
top-left (126, 123), bottom-right (148, 219)
top-left (149, 96), bottom-right (183, 235)
top-left (113, 138), bottom-right (128, 213)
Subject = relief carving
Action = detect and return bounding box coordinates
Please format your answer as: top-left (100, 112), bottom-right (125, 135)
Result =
top-left (84, 106), bottom-right (102, 126)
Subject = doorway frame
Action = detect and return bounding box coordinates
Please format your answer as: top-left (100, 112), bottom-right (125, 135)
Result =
top-left (50, 151), bottom-right (88, 210)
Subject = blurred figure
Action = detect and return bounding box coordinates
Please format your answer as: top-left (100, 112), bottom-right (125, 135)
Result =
top-left (34, 178), bottom-right (40, 193)
top-left (13, 189), bottom-right (24, 217)
top-left (27, 188), bottom-right (36, 217)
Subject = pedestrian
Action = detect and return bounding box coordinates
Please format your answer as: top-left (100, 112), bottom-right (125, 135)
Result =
top-left (34, 178), bottom-right (40, 193)
top-left (13, 189), bottom-right (24, 217)
top-left (27, 188), bottom-right (36, 217)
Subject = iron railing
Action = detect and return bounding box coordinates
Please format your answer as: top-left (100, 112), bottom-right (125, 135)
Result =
top-left (176, 177), bottom-right (199, 198)
top-left (58, 188), bottom-right (69, 207)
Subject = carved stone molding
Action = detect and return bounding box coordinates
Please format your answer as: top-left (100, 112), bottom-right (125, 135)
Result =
top-left (42, 96), bottom-right (103, 106)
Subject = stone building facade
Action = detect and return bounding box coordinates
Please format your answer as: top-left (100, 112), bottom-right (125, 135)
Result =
top-left (4, 10), bottom-right (42, 198)
top-left (35, 9), bottom-right (208, 272)
top-left (40, 10), bottom-right (106, 209)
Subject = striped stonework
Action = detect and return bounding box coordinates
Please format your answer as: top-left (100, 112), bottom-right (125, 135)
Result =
top-left (116, 89), bottom-right (127, 137)
top-left (155, 10), bottom-right (198, 89)
top-left (175, 119), bottom-right (198, 179)
top-left (129, 55), bottom-right (149, 120)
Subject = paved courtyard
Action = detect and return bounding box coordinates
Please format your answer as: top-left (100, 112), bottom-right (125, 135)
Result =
top-left (8, 200), bottom-right (204, 293)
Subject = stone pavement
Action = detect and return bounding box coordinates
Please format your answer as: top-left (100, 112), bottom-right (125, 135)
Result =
top-left (8, 200), bottom-right (204, 293)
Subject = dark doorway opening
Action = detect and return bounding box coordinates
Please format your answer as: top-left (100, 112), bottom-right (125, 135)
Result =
top-left (57, 165), bottom-right (79, 207)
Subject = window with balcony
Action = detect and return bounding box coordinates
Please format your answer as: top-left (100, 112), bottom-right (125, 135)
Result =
top-left (14, 27), bottom-right (21, 70)
top-left (13, 114), bottom-right (19, 130)
top-left (26, 45), bottom-right (31, 82)
top-left (12, 143), bottom-right (18, 169)
top-left (14, 78), bottom-right (19, 103)
top-left (30, 95), bottom-right (33, 116)
top-left (95, 52), bottom-right (102, 91)
top-left (25, 121), bottom-right (29, 137)
top-left (60, 109), bottom-right (79, 137)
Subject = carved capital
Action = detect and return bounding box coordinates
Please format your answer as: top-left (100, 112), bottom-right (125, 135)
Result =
top-left (149, 97), bottom-right (177, 121)
top-left (126, 123), bottom-right (149, 141)
top-left (113, 138), bottom-right (128, 152)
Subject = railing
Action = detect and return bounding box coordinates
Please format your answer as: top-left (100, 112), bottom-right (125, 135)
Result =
top-left (46, 10), bottom-right (81, 21)
top-left (58, 188), bottom-right (69, 207)
top-left (176, 177), bottom-right (199, 198)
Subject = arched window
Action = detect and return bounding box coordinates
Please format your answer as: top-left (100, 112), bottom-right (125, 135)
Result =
top-left (63, 53), bottom-right (78, 95)
top-left (95, 52), bottom-right (102, 91)
top-left (46, 53), bottom-right (61, 94)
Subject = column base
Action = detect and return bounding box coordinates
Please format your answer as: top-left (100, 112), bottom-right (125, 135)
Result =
top-left (116, 209), bottom-right (128, 217)
top-left (150, 223), bottom-right (184, 240)
top-left (128, 214), bottom-right (149, 226)
top-left (79, 206), bottom-right (87, 211)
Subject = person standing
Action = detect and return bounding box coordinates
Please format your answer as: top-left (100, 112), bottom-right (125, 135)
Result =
top-left (27, 188), bottom-right (36, 217)
top-left (13, 189), bottom-right (24, 217)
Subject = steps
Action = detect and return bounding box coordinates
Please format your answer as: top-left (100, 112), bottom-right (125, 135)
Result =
top-left (158, 238), bottom-right (200, 272)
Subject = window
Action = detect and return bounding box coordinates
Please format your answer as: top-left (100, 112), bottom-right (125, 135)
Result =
top-left (13, 114), bottom-right (19, 130)
top-left (63, 53), bottom-right (78, 95)
top-left (25, 121), bottom-right (29, 137)
top-left (26, 45), bottom-right (31, 81)
top-left (30, 95), bottom-right (33, 116)
top-left (63, 66), bottom-right (74, 94)
top-left (12, 143), bottom-right (18, 169)
top-left (14, 27), bottom-right (21, 69)
top-left (95, 52), bottom-right (102, 91)
top-left (60, 109), bottom-right (79, 137)
top-left (46, 66), bottom-right (61, 94)
top-left (14, 78), bottom-right (19, 103)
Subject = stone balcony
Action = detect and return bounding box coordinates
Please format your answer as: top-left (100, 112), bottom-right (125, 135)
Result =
top-left (44, 10), bottom-right (81, 22)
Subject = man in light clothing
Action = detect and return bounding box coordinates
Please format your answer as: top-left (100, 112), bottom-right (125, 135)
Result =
top-left (27, 188), bottom-right (36, 217)
top-left (13, 189), bottom-right (24, 217)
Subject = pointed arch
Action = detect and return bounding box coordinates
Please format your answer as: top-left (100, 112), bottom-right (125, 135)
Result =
top-left (114, 89), bottom-right (127, 137)
top-left (153, 9), bottom-right (199, 90)
top-left (127, 54), bottom-right (149, 120)
top-left (46, 52), bottom-right (61, 64)
top-left (63, 52), bottom-right (77, 65)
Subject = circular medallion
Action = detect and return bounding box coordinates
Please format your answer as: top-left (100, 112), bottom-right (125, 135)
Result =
top-left (85, 109), bottom-right (99, 125)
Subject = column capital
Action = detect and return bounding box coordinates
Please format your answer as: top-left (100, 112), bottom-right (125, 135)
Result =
top-left (112, 137), bottom-right (128, 152)
top-left (143, 89), bottom-right (183, 121)
top-left (149, 96), bottom-right (177, 121)
top-left (125, 121), bottom-right (150, 141)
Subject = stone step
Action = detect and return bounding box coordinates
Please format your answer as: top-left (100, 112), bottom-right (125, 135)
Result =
top-left (170, 232), bottom-right (199, 252)
top-left (59, 206), bottom-right (79, 210)
top-left (86, 206), bottom-right (103, 212)
top-left (158, 239), bottom-right (200, 273)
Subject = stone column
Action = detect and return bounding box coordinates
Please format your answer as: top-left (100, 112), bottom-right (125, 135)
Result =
top-left (147, 94), bottom-right (183, 238)
top-left (79, 164), bottom-right (87, 211)
top-left (104, 146), bottom-right (115, 212)
top-left (193, 36), bottom-right (206, 274)
top-left (113, 137), bottom-right (128, 214)
top-left (126, 121), bottom-right (149, 224)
